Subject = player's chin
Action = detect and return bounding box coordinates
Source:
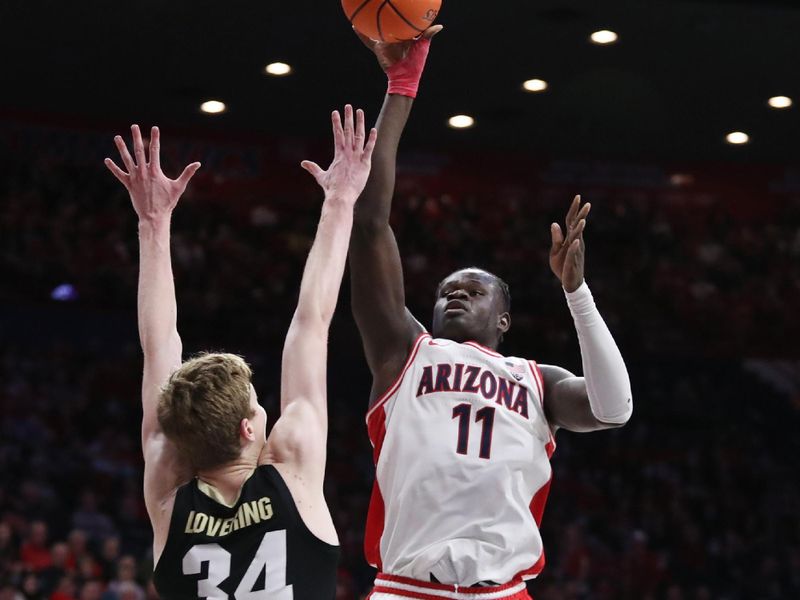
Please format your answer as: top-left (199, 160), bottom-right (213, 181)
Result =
top-left (434, 318), bottom-right (473, 343)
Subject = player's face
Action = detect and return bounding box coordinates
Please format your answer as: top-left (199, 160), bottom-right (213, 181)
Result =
top-left (431, 269), bottom-right (509, 346)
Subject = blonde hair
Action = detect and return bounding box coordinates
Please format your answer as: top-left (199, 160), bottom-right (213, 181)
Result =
top-left (158, 353), bottom-right (254, 471)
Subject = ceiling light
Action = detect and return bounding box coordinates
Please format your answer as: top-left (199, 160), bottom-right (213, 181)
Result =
top-left (523, 79), bottom-right (549, 92)
top-left (448, 115), bottom-right (475, 129)
top-left (670, 173), bottom-right (694, 187)
top-left (265, 62), bottom-right (292, 76)
top-left (725, 131), bottom-right (750, 145)
top-left (200, 100), bottom-right (227, 114)
top-left (768, 96), bottom-right (792, 109)
top-left (590, 30), bottom-right (619, 45)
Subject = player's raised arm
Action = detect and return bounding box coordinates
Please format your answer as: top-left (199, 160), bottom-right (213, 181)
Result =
top-left (266, 106), bottom-right (377, 476)
top-left (541, 196), bottom-right (634, 432)
top-left (105, 126), bottom-right (200, 505)
top-left (348, 28), bottom-right (441, 400)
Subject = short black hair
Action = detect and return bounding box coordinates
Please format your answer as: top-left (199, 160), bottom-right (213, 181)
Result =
top-left (494, 273), bottom-right (511, 313)
top-left (484, 269), bottom-right (511, 313)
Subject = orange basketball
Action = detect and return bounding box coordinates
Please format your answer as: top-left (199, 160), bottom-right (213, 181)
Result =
top-left (342, 0), bottom-right (442, 43)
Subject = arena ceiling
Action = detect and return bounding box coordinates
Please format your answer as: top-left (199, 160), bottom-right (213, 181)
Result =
top-left (3, 0), bottom-right (799, 162)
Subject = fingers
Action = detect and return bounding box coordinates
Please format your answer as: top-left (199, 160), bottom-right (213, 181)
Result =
top-left (362, 127), bottom-right (378, 162)
top-left (422, 24), bottom-right (444, 39)
top-left (176, 162), bottom-right (201, 191)
top-left (331, 110), bottom-right (345, 152)
top-left (575, 201), bottom-right (591, 225)
top-left (573, 203), bottom-right (591, 244)
top-left (565, 194), bottom-right (581, 226)
top-left (114, 135), bottom-right (135, 172)
top-left (551, 217), bottom-right (586, 255)
top-left (354, 108), bottom-right (365, 151)
top-left (326, 105), bottom-right (375, 162)
top-left (149, 126), bottom-right (161, 171)
top-left (104, 158), bottom-right (129, 187)
top-left (565, 238), bottom-right (582, 269)
top-left (343, 105), bottom-right (355, 150)
top-left (550, 223), bottom-right (564, 254)
top-left (131, 124), bottom-right (147, 167)
top-left (300, 160), bottom-right (324, 180)
top-left (566, 219), bottom-right (586, 246)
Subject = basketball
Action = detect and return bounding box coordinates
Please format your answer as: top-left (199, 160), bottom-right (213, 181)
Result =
top-left (342, 0), bottom-right (442, 43)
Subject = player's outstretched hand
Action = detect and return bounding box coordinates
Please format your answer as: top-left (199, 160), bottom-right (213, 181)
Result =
top-left (356, 25), bottom-right (443, 72)
top-left (105, 125), bottom-right (201, 222)
top-left (301, 105), bottom-right (378, 205)
top-left (550, 195), bottom-right (592, 293)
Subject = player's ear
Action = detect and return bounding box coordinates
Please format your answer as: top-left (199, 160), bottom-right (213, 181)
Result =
top-left (498, 312), bottom-right (511, 334)
top-left (240, 418), bottom-right (256, 442)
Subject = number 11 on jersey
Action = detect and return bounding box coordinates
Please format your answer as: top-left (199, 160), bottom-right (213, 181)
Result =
top-left (452, 403), bottom-right (495, 459)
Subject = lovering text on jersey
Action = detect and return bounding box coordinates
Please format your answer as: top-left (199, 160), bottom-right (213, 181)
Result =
top-left (184, 496), bottom-right (273, 538)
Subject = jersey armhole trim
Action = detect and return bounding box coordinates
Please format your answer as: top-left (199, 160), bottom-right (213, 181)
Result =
top-left (527, 360), bottom-right (545, 409)
top-left (528, 361), bottom-right (557, 452)
top-left (152, 483), bottom-right (190, 573)
top-left (366, 332), bottom-right (430, 423)
top-left (263, 465), bottom-right (340, 550)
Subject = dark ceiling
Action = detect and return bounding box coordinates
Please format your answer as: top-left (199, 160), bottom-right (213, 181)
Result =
top-left (2, 0), bottom-right (799, 162)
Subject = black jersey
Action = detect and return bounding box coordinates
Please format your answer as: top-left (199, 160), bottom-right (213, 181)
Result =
top-left (153, 465), bottom-right (339, 599)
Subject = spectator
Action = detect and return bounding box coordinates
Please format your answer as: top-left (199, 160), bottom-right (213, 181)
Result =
top-left (64, 532), bottom-right (88, 574)
top-left (104, 557), bottom-right (143, 600)
top-left (0, 522), bottom-right (17, 575)
top-left (48, 576), bottom-right (77, 600)
top-left (39, 543), bottom-right (71, 596)
top-left (19, 573), bottom-right (44, 600)
top-left (0, 584), bottom-right (23, 600)
top-left (19, 522), bottom-right (50, 573)
top-left (71, 494), bottom-right (114, 545)
top-left (96, 539), bottom-right (119, 583)
top-left (78, 581), bottom-right (103, 600)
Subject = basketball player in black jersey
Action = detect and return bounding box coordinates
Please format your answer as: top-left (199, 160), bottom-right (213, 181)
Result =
top-left (105, 106), bottom-right (377, 599)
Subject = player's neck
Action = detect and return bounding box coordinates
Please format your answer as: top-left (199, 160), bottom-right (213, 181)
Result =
top-left (197, 460), bottom-right (258, 506)
top-left (461, 336), bottom-right (500, 352)
top-left (476, 339), bottom-right (500, 351)
top-left (437, 332), bottom-right (500, 351)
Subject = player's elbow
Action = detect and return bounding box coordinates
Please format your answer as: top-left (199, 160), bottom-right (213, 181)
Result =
top-left (594, 398), bottom-right (633, 427)
top-left (288, 310), bottom-right (331, 342)
top-left (141, 329), bottom-right (182, 359)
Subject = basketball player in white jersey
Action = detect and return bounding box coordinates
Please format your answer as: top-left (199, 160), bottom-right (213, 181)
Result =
top-left (104, 107), bottom-right (377, 599)
top-left (348, 30), bottom-right (633, 599)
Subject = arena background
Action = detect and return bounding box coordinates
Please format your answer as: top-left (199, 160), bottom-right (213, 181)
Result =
top-left (1, 1), bottom-right (799, 599)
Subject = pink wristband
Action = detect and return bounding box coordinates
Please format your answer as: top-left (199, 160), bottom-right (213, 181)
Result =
top-left (386, 37), bottom-right (432, 99)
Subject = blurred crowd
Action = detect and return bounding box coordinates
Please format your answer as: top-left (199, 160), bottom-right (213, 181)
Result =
top-left (1, 123), bottom-right (799, 599)
top-left (1, 147), bottom-right (798, 360)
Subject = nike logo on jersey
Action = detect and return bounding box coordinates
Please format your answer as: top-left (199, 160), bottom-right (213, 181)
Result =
top-left (416, 363), bottom-right (530, 419)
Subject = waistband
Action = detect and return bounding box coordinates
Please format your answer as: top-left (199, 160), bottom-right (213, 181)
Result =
top-left (372, 573), bottom-right (530, 600)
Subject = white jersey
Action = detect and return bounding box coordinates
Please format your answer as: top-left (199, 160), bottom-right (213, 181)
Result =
top-left (365, 333), bottom-right (556, 586)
